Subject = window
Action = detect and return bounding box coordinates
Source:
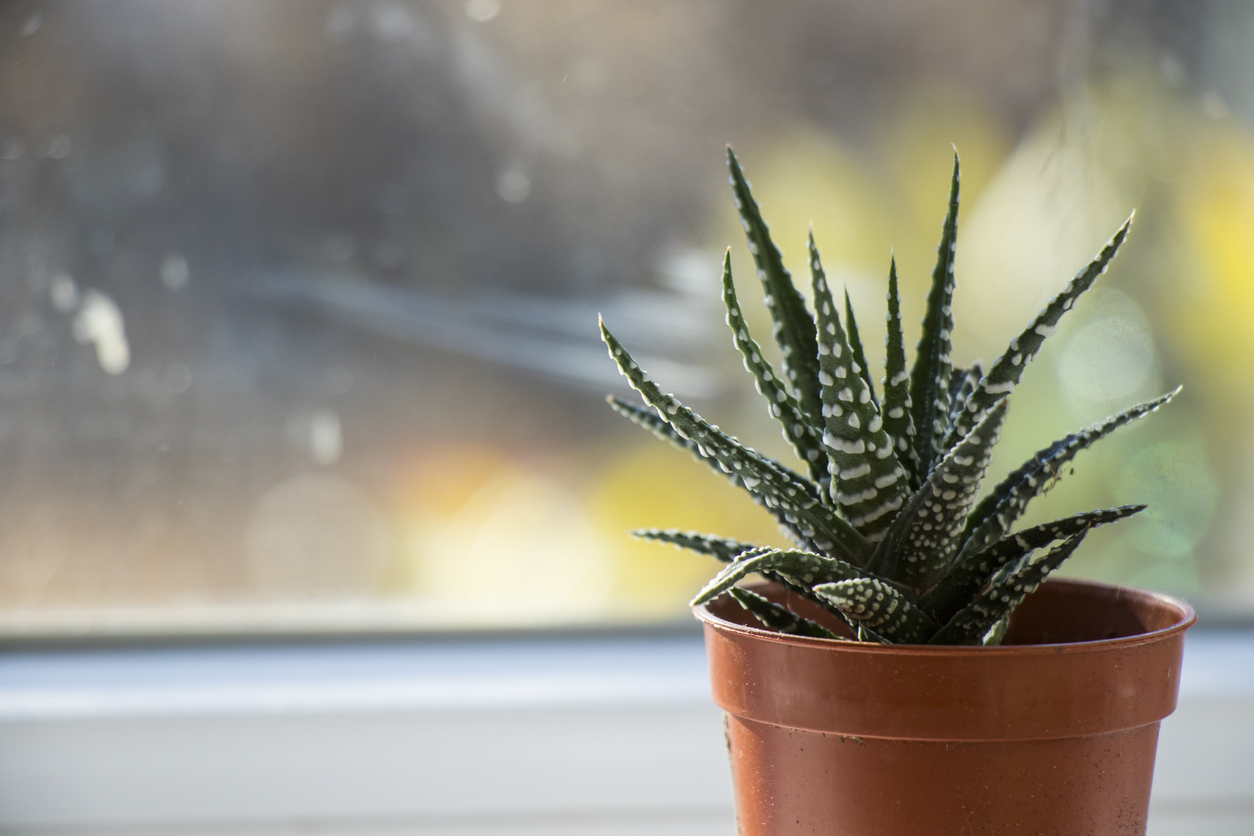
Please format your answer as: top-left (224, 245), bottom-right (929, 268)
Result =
top-left (0, 0), bottom-right (1250, 633)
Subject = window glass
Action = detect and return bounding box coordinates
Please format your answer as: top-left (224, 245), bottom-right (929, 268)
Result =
top-left (0, 0), bottom-right (1249, 635)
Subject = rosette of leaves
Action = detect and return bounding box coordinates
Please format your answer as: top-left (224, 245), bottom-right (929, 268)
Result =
top-left (600, 147), bottom-right (1177, 646)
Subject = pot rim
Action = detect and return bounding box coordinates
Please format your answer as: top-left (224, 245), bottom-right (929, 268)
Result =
top-left (693, 576), bottom-right (1196, 655)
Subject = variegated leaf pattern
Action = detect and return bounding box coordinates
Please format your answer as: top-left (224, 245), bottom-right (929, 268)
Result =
top-left (721, 250), bottom-right (827, 482)
top-left (929, 530), bottom-right (1089, 645)
top-left (946, 363), bottom-right (982, 426)
top-left (726, 148), bottom-right (824, 429)
top-left (918, 505), bottom-right (1145, 625)
top-left (945, 216), bottom-right (1133, 448)
top-left (813, 578), bottom-right (937, 644)
top-left (880, 257), bottom-right (919, 486)
top-left (632, 528), bottom-right (762, 564)
top-left (608, 396), bottom-right (703, 456)
top-left (877, 400), bottom-right (1008, 590)
top-left (690, 548), bottom-right (865, 606)
top-left (809, 235), bottom-right (909, 543)
top-left (908, 153), bottom-right (960, 475)
top-left (602, 320), bottom-right (873, 565)
top-left (609, 396), bottom-right (825, 552)
top-left (957, 388), bottom-right (1177, 562)
top-left (843, 288), bottom-right (878, 409)
top-left (728, 587), bottom-right (840, 639)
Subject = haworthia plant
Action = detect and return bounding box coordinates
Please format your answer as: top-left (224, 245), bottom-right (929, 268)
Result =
top-left (601, 148), bottom-right (1174, 645)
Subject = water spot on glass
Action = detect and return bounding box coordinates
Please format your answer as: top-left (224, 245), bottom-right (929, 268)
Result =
top-left (19, 13), bottom-right (41, 37)
top-left (497, 168), bottom-right (531, 203)
top-left (163, 363), bottom-right (192, 394)
top-left (1158, 52), bottom-right (1186, 88)
top-left (367, 2), bottom-right (434, 53)
top-left (246, 473), bottom-right (391, 597)
top-left (324, 233), bottom-right (355, 262)
top-left (1202, 91), bottom-right (1231, 121)
top-left (465, 0), bottom-right (501, 23)
top-left (309, 409), bottom-right (343, 465)
top-left (372, 240), bottom-right (405, 270)
top-left (160, 255), bottom-right (190, 290)
top-left (41, 134), bottom-right (71, 159)
top-left (71, 290), bottom-right (130, 374)
top-left (326, 367), bottom-right (354, 396)
top-left (2, 138), bottom-right (23, 160)
top-left (49, 272), bottom-right (78, 312)
top-left (325, 4), bottom-right (356, 38)
top-left (1115, 440), bottom-right (1218, 560)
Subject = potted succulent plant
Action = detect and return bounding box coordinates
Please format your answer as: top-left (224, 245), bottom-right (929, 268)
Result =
top-left (600, 149), bottom-right (1195, 835)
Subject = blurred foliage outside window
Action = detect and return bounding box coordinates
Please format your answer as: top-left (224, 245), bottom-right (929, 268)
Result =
top-left (0, 0), bottom-right (1251, 636)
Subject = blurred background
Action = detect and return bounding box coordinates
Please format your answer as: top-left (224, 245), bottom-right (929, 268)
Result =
top-left (0, 0), bottom-right (1249, 636)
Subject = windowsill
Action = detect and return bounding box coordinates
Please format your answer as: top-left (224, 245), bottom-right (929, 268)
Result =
top-left (0, 630), bottom-right (1250, 835)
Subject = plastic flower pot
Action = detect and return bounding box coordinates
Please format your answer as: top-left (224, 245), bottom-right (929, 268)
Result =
top-left (694, 577), bottom-right (1195, 836)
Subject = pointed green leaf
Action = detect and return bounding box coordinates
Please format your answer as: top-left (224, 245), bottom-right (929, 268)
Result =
top-left (632, 528), bottom-right (761, 563)
top-left (602, 320), bottom-right (873, 565)
top-left (982, 615), bottom-right (1011, 646)
top-left (721, 250), bottom-right (827, 482)
top-left (726, 148), bottom-right (823, 429)
top-left (813, 578), bottom-right (938, 644)
top-left (909, 153), bottom-right (960, 474)
top-left (946, 363), bottom-right (982, 427)
top-left (918, 505), bottom-right (1145, 625)
top-left (880, 256), bottom-right (920, 486)
top-left (690, 548), bottom-right (865, 606)
top-left (945, 216), bottom-right (1133, 447)
top-left (609, 392), bottom-right (827, 554)
top-left (929, 530), bottom-right (1089, 645)
top-left (608, 396), bottom-right (705, 457)
top-left (809, 236), bottom-right (910, 543)
top-left (877, 400), bottom-right (1009, 590)
top-left (958, 388), bottom-right (1177, 560)
top-left (843, 288), bottom-right (878, 409)
top-left (728, 587), bottom-right (841, 639)
top-left (610, 386), bottom-right (828, 553)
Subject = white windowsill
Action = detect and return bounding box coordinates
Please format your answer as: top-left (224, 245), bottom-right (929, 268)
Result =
top-left (0, 630), bottom-right (1250, 835)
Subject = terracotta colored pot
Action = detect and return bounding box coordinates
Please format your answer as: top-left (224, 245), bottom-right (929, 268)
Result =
top-left (694, 577), bottom-right (1195, 836)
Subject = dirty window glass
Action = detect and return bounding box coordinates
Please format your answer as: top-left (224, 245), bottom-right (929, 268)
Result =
top-left (0, 0), bottom-right (1249, 636)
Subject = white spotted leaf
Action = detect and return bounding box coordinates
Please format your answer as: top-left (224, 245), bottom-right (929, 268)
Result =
top-left (809, 235), bottom-right (909, 543)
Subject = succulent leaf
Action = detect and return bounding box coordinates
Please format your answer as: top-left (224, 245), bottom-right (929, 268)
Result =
top-left (908, 153), bottom-right (960, 474)
top-left (809, 235), bottom-right (910, 543)
top-left (929, 529), bottom-right (1089, 645)
top-left (609, 396), bottom-right (826, 551)
top-left (947, 363), bottom-right (982, 425)
top-left (602, 320), bottom-right (873, 565)
top-left (728, 587), bottom-right (841, 639)
top-left (721, 250), bottom-right (828, 482)
top-left (690, 547), bottom-right (865, 607)
top-left (726, 148), bottom-right (824, 429)
top-left (813, 578), bottom-right (937, 644)
top-left (945, 216), bottom-right (1133, 447)
top-left (918, 505), bottom-right (1145, 625)
top-left (844, 288), bottom-right (878, 409)
top-left (876, 400), bottom-right (1009, 590)
top-left (632, 528), bottom-right (762, 563)
top-left (958, 388), bottom-right (1178, 561)
top-left (608, 396), bottom-right (704, 456)
top-left (880, 257), bottom-right (919, 486)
